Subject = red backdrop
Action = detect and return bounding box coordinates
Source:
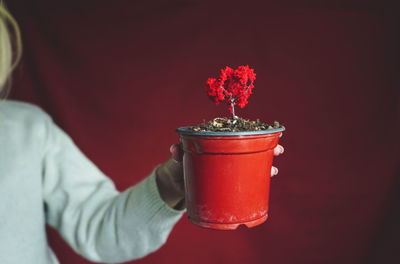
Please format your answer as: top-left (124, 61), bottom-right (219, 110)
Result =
top-left (7, 0), bottom-right (399, 263)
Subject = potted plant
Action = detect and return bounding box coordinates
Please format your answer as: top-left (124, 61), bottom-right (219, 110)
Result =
top-left (176, 65), bottom-right (285, 230)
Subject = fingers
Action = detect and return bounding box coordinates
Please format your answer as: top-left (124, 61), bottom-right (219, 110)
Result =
top-left (170, 144), bottom-right (183, 162)
top-left (274, 144), bottom-right (284, 156)
top-left (272, 138), bottom-right (283, 177)
top-left (271, 166), bottom-right (278, 177)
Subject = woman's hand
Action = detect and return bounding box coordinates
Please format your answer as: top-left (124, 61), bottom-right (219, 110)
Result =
top-left (156, 139), bottom-right (284, 210)
top-left (155, 146), bottom-right (185, 210)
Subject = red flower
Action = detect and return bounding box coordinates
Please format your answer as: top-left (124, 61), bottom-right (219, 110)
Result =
top-left (205, 65), bottom-right (256, 119)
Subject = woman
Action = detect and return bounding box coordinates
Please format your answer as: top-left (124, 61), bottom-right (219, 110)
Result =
top-left (0, 3), bottom-right (284, 264)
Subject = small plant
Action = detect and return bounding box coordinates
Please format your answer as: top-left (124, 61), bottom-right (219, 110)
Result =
top-left (205, 65), bottom-right (256, 123)
top-left (177, 64), bottom-right (284, 230)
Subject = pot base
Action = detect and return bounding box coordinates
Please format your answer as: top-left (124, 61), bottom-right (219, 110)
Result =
top-left (188, 214), bottom-right (268, 230)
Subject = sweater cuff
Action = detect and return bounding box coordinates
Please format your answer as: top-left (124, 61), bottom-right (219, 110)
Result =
top-left (137, 166), bottom-right (185, 227)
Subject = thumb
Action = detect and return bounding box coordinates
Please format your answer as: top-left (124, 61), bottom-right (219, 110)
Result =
top-left (170, 143), bottom-right (183, 162)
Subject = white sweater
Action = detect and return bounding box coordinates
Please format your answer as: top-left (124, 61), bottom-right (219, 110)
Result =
top-left (0, 100), bottom-right (184, 264)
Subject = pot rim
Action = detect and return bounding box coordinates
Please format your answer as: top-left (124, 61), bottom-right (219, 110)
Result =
top-left (176, 125), bottom-right (285, 137)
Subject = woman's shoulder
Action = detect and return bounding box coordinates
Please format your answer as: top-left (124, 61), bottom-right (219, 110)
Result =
top-left (0, 100), bottom-right (54, 153)
top-left (0, 100), bottom-right (52, 143)
top-left (0, 99), bottom-right (50, 123)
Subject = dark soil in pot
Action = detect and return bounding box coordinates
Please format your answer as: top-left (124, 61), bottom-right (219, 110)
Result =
top-left (189, 117), bottom-right (281, 132)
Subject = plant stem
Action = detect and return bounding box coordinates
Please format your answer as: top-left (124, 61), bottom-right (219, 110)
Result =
top-left (221, 84), bottom-right (237, 122)
top-left (231, 100), bottom-right (236, 121)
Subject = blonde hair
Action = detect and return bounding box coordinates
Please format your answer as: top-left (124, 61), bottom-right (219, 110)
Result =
top-left (0, 2), bottom-right (22, 98)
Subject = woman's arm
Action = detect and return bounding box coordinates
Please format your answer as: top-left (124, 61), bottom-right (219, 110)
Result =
top-left (41, 115), bottom-right (184, 263)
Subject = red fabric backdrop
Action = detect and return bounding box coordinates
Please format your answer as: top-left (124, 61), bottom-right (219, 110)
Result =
top-left (7, 0), bottom-right (399, 263)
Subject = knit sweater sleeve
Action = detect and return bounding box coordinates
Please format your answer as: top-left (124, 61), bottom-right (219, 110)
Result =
top-left (41, 115), bottom-right (184, 263)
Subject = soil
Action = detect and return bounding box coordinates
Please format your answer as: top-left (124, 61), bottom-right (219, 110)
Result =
top-left (189, 117), bottom-right (280, 132)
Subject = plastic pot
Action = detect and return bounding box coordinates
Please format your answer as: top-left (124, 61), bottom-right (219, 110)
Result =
top-left (176, 125), bottom-right (285, 230)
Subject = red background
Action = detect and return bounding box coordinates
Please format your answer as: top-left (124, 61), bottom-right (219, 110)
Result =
top-left (7, 0), bottom-right (399, 263)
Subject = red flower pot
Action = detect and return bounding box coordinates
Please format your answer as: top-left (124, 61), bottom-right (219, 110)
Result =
top-left (176, 126), bottom-right (285, 230)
